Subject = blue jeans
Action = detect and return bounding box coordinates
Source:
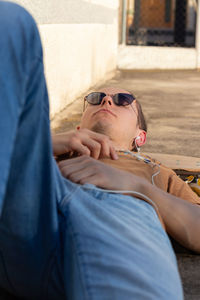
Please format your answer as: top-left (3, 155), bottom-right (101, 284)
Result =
top-left (0, 2), bottom-right (183, 299)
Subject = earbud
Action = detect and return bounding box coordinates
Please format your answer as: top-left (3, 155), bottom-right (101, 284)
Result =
top-left (134, 136), bottom-right (141, 153)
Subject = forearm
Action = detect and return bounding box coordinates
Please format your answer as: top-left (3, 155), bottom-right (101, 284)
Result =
top-left (57, 154), bottom-right (200, 253)
top-left (141, 181), bottom-right (200, 253)
top-left (51, 133), bottom-right (64, 156)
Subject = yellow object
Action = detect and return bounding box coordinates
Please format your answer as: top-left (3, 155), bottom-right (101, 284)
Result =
top-left (190, 186), bottom-right (200, 197)
top-left (186, 175), bottom-right (194, 184)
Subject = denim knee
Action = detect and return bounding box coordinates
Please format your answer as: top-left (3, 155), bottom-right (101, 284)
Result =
top-left (0, 1), bottom-right (36, 30)
top-left (0, 1), bottom-right (43, 74)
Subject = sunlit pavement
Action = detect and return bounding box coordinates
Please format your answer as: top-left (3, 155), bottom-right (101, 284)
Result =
top-left (52, 69), bottom-right (200, 158)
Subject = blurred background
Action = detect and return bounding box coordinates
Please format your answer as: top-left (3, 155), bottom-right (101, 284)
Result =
top-left (124, 0), bottom-right (197, 47)
top-left (8, 0), bottom-right (200, 158)
top-left (9, 0), bottom-right (200, 118)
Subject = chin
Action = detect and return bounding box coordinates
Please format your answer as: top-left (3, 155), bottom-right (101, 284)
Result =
top-left (91, 121), bottom-right (112, 136)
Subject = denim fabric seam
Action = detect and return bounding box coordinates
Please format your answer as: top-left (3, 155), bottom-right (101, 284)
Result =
top-left (67, 201), bottom-right (93, 300)
top-left (42, 240), bottom-right (62, 300)
top-left (41, 240), bottom-right (61, 300)
top-left (59, 185), bottom-right (82, 212)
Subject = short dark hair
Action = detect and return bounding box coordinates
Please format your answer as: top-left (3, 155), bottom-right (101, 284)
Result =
top-left (135, 100), bottom-right (147, 132)
top-left (132, 99), bottom-right (147, 151)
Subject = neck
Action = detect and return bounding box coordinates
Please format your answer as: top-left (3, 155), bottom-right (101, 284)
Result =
top-left (90, 123), bottom-right (133, 151)
top-left (111, 142), bottom-right (132, 152)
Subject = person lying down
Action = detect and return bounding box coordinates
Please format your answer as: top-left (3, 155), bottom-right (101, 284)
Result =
top-left (52, 86), bottom-right (200, 298)
top-left (53, 86), bottom-right (200, 239)
top-left (1, 2), bottom-right (200, 299)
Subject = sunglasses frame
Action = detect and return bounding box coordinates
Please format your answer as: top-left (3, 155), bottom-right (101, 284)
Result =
top-left (83, 92), bottom-right (136, 111)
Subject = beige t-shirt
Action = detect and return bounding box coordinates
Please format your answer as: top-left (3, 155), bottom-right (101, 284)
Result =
top-left (99, 152), bottom-right (200, 228)
top-left (100, 153), bottom-right (200, 203)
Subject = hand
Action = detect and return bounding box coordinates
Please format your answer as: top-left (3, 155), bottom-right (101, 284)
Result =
top-left (58, 155), bottom-right (143, 192)
top-left (52, 129), bottom-right (118, 160)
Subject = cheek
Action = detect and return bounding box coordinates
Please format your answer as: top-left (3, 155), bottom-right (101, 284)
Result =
top-left (80, 114), bottom-right (89, 127)
top-left (119, 111), bottom-right (137, 127)
top-left (117, 112), bottom-right (138, 137)
top-left (80, 108), bottom-right (94, 127)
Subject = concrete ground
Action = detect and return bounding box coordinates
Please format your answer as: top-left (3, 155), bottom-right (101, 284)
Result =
top-left (51, 69), bottom-right (200, 158)
top-left (51, 70), bottom-right (200, 300)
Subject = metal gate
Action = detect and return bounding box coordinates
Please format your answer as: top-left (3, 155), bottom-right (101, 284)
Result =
top-left (126, 0), bottom-right (197, 47)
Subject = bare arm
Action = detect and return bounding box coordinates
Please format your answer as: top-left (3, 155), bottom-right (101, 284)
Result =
top-left (58, 155), bottom-right (200, 253)
top-left (140, 182), bottom-right (200, 253)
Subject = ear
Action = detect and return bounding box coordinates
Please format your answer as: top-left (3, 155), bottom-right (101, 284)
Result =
top-left (135, 130), bottom-right (146, 147)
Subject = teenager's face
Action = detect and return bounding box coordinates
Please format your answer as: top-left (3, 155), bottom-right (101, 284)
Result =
top-left (80, 87), bottom-right (141, 149)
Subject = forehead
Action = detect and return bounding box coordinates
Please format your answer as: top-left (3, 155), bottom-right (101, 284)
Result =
top-left (98, 87), bottom-right (131, 95)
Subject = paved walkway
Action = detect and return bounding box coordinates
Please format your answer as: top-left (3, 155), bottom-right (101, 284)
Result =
top-left (51, 70), bottom-right (200, 158)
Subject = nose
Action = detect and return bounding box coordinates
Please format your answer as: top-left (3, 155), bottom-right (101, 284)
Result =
top-left (101, 95), bottom-right (113, 106)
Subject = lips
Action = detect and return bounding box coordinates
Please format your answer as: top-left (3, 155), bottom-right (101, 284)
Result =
top-left (94, 109), bottom-right (116, 117)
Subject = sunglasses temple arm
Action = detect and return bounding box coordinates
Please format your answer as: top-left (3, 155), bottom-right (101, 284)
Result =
top-left (83, 98), bottom-right (86, 111)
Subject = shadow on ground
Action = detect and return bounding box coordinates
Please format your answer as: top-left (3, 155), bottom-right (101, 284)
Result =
top-left (52, 69), bottom-right (200, 158)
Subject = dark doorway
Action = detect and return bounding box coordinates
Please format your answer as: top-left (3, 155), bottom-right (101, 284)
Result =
top-left (126, 0), bottom-right (197, 47)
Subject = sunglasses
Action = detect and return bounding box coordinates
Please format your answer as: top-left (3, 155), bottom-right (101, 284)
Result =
top-left (84, 92), bottom-right (136, 110)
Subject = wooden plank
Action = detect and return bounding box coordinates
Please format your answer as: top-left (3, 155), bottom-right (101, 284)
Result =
top-left (143, 152), bottom-right (200, 171)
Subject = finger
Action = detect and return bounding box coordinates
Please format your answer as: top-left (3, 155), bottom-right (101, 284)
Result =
top-left (78, 129), bottom-right (112, 159)
top-left (59, 157), bottom-right (98, 182)
top-left (58, 155), bottom-right (95, 176)
top-left (110, 146), bottom-right (118, 160)
top-left (58, 156), bottom-right (87, 175)
top-left (98, 137), bottom-right (110, 158)
top-left (82, 138), bottom-right (101, 159)
top-left (59, 163), bottom-right (85, 179)
top-left (90, 134), bottom-right (116, 159)
top-left (79, 173), bottom-right (107, 188)
top-left (66, 167), bottom-right (97, 183)
top-left (91, 134), bottom-right (113, 159)
top-left (70, 140), bottom-right (91, 156)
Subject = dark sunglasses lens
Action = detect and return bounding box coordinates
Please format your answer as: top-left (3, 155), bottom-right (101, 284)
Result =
top-left (86, 92), bottom-right (105, 105)
top-left (114, 93), bottom-right (135, 106)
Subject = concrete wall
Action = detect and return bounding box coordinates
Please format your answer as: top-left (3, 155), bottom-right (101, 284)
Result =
top-left (118, 45), bottom-right (197, 70)
top-left (11, 0), bottom-right (119, 118)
